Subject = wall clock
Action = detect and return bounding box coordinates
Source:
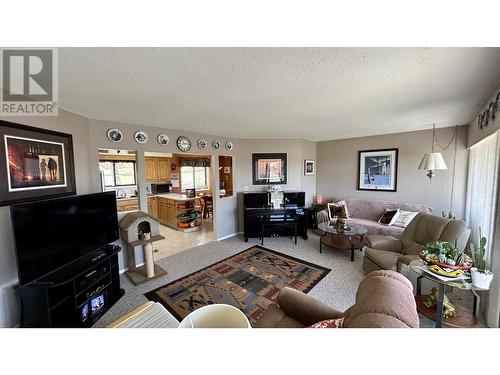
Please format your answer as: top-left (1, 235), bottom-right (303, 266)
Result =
top-left (177, 136), bottom-right (192, 152)
top-left (157, 133), bottom-right (169, 145)
top-left (134, 130), bottom-right (149, 144)
top-left (107, 128), bottom-right (123, 143)
top-left (225, 141), bottom-right (233, 151)
top-left (197, 139), bottom-right (207, 150)
top-left (212, 140), bottom-right (221, 150)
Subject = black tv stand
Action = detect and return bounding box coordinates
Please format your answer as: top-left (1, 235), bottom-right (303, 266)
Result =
top-left (16, 245), bottom-right (124, 328)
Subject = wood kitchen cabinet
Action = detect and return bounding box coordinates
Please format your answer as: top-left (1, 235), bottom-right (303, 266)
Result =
top-left (116, 198), bottom-right (139, 212)
top-left (145, 157), bottom-right (158, 181)
top-left (147, 196), bottom-right (158, 218)
top-left (158, 198), bottom-right (168, 223)
top-left (145, 157), bottom-right (171, 182)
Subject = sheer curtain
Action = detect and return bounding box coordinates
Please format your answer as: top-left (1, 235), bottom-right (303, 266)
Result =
top-left (465, 131), bottom-right (499, 327)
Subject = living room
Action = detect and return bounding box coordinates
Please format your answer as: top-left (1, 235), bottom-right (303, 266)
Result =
top-left (1, 2), bottom-right (499, 374)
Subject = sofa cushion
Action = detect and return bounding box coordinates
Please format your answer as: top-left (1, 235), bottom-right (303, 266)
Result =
top-left (378, 208), bottom-right (400, 225)
top-left (327, 200), bottom-right (350, 220)
top-left (364, 248), bottom-right (400, 271)
top-left (309, 317), bottom-right (345, 328)
top-left (347, 218), bottom-right (404, 237)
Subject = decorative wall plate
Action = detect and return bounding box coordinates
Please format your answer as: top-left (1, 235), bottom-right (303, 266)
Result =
top-left (134, 131), bottom-right (149, 144)
top-left (177, 136), bottom-right (192, 152)
top-left (225, 141), bottom-right (233, 151)
top-left (157, 133), bottom-right (169, 145)
top-left (197, 139), bottom-right (207, 150)
top-left (107, 128), bottom-right (123, 143)
top-left (212, 140), bottom-right (221, 150)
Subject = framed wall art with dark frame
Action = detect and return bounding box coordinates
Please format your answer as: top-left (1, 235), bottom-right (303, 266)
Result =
top-left (0, 120), bottom-right (76, 206)
top-left (304, 159), bottom-right (315, 175)
top-left (357, 148), bottom-right (398, 192)
top-left (252, 153), bottom-right (287, 185)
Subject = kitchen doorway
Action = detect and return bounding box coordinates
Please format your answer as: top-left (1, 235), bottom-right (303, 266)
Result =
top-left (143, 152), bottom-right (215, 259)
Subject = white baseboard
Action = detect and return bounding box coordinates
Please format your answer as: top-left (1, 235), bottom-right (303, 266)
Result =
top-left (216, 232), bottom-right (241, 241)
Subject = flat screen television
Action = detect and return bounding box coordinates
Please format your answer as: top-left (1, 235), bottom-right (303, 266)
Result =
top-left (11, 192), bottom-right (119, 286)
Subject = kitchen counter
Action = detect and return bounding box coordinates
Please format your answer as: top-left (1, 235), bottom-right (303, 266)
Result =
top-left (156, 193), bottom-right (198, 201)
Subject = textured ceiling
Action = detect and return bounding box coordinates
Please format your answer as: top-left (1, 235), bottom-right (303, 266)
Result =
top-left (58, 48), bottom-right (500, 141)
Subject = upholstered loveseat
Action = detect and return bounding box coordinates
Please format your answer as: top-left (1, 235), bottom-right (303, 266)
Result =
top-left (317, 197), bottom-right (432, 237)
top-left (255, 270), bottom-right (419, 328)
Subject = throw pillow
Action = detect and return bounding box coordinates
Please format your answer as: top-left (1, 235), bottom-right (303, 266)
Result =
top-left (327, 200), bottom-right (350, 221)
top-left (378, 209), bottom-right (400, 225)
top-left (309, 317), bottom-right (345, 328)
top-left (393, 210), bottom-right (419, 228)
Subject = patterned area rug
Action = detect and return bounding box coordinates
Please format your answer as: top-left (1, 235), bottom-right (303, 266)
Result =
top-left (144, 245), bottom-right (331, 326)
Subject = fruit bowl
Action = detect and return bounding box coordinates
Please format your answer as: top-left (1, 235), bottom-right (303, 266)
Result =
top-left (419, 252), bottom-right (473, 271)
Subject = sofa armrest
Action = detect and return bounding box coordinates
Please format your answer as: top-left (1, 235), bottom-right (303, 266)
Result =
top-left (365, 235), bottom-right (403, 252)
top-left (277, 287), bottom-right (343, 326)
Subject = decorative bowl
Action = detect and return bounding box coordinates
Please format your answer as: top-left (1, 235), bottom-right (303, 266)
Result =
top-left (419, 252), bottom-right (473, 271)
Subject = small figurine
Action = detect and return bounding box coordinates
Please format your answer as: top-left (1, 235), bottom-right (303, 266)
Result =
top-left (422, 287), bottom-right (456, 318)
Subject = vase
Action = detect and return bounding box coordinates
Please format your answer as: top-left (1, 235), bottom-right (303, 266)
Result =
top-left (471, 268), bottom-right (493, 289)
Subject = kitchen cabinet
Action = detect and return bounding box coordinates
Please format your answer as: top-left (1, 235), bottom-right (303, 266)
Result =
top-left (116, 197), bottom-right (139, 212)
top-left (145, 157), bottom-right (158, 181)
top-left (158, 197), bottom-right (168, 223)
top-left (147, 196), bottom-right (158, 218)
top-left (145, 157), bottom-right (171, 182)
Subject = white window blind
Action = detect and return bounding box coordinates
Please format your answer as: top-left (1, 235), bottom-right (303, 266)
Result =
top-left (465, 132), bottom-right (499, 252)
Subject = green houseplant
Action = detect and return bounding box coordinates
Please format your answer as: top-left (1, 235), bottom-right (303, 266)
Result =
top-left (469, 235), bottom-right (494, 289)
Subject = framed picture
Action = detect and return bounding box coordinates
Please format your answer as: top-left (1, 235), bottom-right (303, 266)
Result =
top-left (304, 160), bottom-right (315, 175)
top-left (252, 153), bottom-right (287, 185)
top-left (357, 148), bottom-right (398, 192)
top-left (0, 120), bottom-right (76, 206)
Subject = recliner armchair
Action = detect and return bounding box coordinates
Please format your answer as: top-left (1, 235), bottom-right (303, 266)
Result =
top-left (363, 212), bottom-right (469, 274)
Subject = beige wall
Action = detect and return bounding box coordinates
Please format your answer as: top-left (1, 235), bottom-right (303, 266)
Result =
top-left (468, 84), bottom-right (500, 148)
top-left (0, 110), bottom-right (92, 328)
top-left (234, 139), bottom-right (317, 231)
top-left (316, 126), bottom-right (469, 219)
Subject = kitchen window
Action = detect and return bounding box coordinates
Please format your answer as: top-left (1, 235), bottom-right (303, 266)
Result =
top-left (181, 166), bottom-right (210, 191)
top-left (99, 161), bottom-right (137, 187)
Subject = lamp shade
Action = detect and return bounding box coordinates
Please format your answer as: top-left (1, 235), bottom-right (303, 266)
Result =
top-left (418, 152), bottom-right (447, 170)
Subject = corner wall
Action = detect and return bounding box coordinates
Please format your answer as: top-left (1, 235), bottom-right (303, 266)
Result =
top-left (316, 126), bottom-right (469, 219)
top-left (0, 110), bottom-right (92, 328)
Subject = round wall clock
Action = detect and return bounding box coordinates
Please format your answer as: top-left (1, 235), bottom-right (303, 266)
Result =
top-left (197, 139), bottom-right (207, 150)
top-left (157, 133), bottom-right (169, 146)
top-left (212, 140), bottom-right (221, 150)
top-left (107, 128), bottom-right (123, 143)
top-left (177, 136), bottom-right (192, 152)
top-left (225, 141), bottom-right (233, 151)
top-left (134, 131), bottom-right (149, 144)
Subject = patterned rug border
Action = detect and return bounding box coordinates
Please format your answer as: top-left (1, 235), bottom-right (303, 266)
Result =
top-left (144, 245), bottom-right (331, 322)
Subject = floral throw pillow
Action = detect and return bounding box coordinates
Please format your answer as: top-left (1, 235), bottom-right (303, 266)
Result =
top-left (327, 200), bottom-right (350, 221)
top-left (378, 209), bottom-right (400, 225)
top-left (392, 210), bottom-right (419, 228)
top-left (309, 317), bottom-right (345, 328)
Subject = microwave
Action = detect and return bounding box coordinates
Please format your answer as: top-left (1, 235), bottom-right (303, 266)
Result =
top-left (151, 183), bottom-right (172, 194)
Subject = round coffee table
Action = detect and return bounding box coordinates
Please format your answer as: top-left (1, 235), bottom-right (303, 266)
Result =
top-left (317, 222), bottom-right (367, 262)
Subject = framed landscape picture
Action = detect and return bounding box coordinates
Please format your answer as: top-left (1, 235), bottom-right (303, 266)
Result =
top-left (252, 153), bottom-right (287, 185)
top-left (357, 148), bottom-right (398, 192)
top-left (0, 120), bottom-right (76, 206)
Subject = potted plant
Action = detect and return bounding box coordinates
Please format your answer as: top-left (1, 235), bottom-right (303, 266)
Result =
top-left (470, 235), bottom-right (494, 289)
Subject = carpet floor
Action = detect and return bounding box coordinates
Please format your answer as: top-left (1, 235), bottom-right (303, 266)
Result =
top-left (94, 230), bottom-right (482, 328)
top-left (144, 245), bottom-right (330, 325)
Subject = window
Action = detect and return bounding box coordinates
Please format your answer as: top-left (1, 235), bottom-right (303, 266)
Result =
top-left (181, 166), bottom-right (210, 191)
top-left (99, 161), bottom-right (137, 187)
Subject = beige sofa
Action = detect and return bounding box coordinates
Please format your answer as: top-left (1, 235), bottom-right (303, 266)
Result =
top-left (255, 270), bottom-right (419, 328)
top-left (317, 197), bottom-right (431, 237)
top-left (363, 213), bottom-right (469, 273)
